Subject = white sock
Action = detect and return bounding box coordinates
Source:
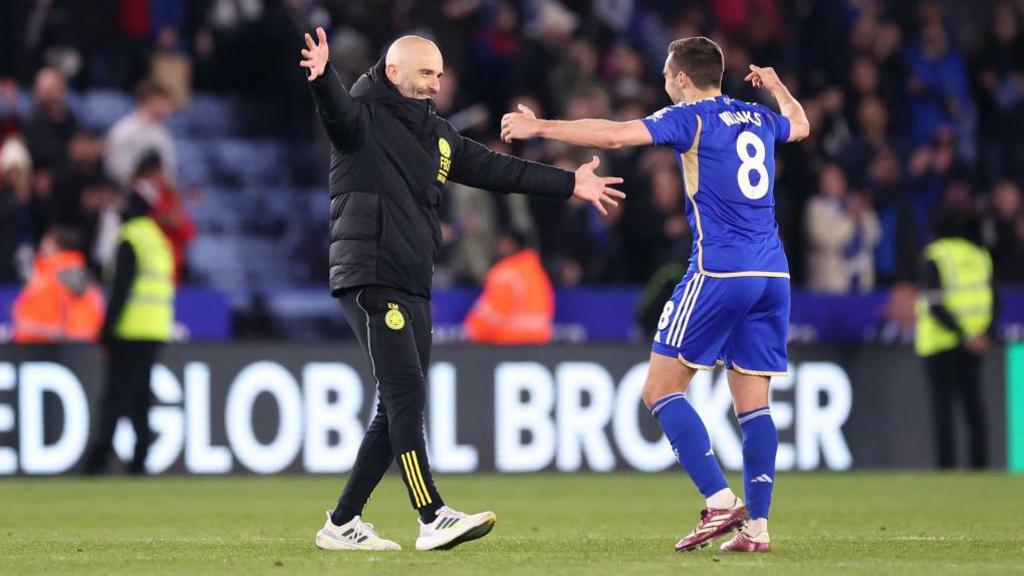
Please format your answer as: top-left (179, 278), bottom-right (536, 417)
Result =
top-left (744, 518), bottom-right (768, 536)
top-left (706, 487), bottom-right (738, 509)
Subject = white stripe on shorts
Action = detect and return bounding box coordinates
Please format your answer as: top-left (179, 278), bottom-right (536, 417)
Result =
top-left (672, 273), bottom-right (706, 348)
top-left (665, 274), bottom-right (698, 345)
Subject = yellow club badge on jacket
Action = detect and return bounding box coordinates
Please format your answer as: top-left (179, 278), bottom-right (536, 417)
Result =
top-left (437, 137), bottom-right (452, 183)
top-left (385, 303), bottom-right (405, 330)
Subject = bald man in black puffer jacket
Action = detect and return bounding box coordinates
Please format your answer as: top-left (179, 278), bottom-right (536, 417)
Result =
top-left (301, 28), bottom-right (625, 552)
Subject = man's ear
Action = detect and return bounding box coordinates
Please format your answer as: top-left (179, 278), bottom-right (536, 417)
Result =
top-left (675, 70), bottom-right (690, 91)
top-left (385, 64), bottom-right (400, 84)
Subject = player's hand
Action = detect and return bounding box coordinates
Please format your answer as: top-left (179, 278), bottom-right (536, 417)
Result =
top-left (572, 156), bottom-right (625, 216)
top-left (744, 65), bottom-right (783, 92)
top-left (300, 27), bottom-right (330, 82)
top-left (501, 104), bottom-right (541, 143)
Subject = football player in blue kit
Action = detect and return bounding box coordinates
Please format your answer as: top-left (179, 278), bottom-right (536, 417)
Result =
top-left (501, 36), bottom-right (809, 553)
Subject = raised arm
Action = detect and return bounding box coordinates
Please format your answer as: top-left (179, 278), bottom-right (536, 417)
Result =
top-left (301, 27), bottom-right (362, 149)
top-left (745, 65), bottom-right (810, 142)
top-left (451, 134), bottom-right (625, 215)
top-left (501, 104), bottom-right (653, 149)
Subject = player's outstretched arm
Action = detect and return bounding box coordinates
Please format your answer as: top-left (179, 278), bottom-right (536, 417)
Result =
top-left (501, 104), bottom-right (652, 149)
top-left (301, 27), bottom-right (361, 148)
top-left (745, 65), bottom-right (810, 142)
top-left (449, 134), bottom-right (624, 213)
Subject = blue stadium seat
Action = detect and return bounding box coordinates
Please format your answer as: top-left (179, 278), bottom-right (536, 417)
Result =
top-left (77, 90), bottom-right (135, 132)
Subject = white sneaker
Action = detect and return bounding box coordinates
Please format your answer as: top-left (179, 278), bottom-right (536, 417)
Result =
top-left (315, 511), bottom-right (401, 551)
top-left (415, 506), bottom-right (496, 551)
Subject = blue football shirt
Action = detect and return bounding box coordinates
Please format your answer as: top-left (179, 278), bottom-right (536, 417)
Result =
top-left (641, 95), bottom-right (791, 277)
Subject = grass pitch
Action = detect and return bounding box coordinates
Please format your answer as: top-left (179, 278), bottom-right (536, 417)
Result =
top-left (2, 472), bottom-right (1022, 575)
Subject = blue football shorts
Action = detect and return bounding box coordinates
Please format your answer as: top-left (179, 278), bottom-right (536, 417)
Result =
top-left (651, 268), bottom-right (790, 376)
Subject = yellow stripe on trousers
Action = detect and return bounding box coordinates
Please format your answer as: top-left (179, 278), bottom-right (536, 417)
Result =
top-left (409, 451), bottom-right (432, 505)
top-left (400, 452), bottom-right (425, 507)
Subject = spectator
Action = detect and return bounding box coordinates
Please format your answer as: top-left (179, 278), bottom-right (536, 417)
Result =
top-left (0, 135), bottom-right (33, 282)
top-left (840, 95), bottom-right (895, 185)
top-left (649, 164), bottom-right (692, 270)
top-left (79, 175), bottom-right (122, 272)
top-left (866, 281), bottom-right (917, 344)
top-left (464, 231), bottom-right (554, 345)
top-left (603, 44), bottom-right (647, 103)
top-left (51, 130), bottom-right (104, 231)
top-left (908, 128), bottom-right (961, 246)
top-left (975, 1), bottom-right (1024, 183)
top-left (870, 148), bottom-right (918, 283)
top-left (132, 152), bottom-right (195, 284)
top-left (528, 153), bottom-right (596, 287)
top-left (11, 226), bottom-right (104, 343)
top-left (105, 80), bottom-right (176, 186)
top-left (21, 67), bottom-right (78, 172)
top-left (805, 164), bottom-right (881, 293)
top-left (711, 0), bottom-right (785, 39)
top-left (549, 39), bottom-right (599, 114)
top-left (982, 180), bottom-right (1024, 284)
top-left (904, 7), bottom-right (975, 161)
top-left (585, 196), bottom-right (628, 283)
top-left (0, 78), bottom-right (19, 139)
top-left (445, 181), bottom-right (498, 284)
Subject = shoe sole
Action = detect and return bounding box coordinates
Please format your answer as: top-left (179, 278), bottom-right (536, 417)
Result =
top-left (315, 531), bottom-right (400, 551)
top-left (423, 514), bottom-right (497, 551)
top-left (720, 544), bottom-right (772, 553)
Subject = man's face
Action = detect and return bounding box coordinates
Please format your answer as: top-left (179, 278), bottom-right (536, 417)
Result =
top-left (69, 134), bottom-right (102, 163)
top-left (149, 95), bottom-right (174, 121)
top-left (39, 233), bottom-right (59, 257)
top-left (662, 56), bottom-right (685, 104)
top-left (387, 49), bottom-right (444, 100)
top-left (34, 69), bottom-right (66, 109)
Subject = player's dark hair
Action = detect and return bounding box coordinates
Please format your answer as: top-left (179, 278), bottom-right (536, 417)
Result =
top-left (667, 37), bottom-right (724, 90)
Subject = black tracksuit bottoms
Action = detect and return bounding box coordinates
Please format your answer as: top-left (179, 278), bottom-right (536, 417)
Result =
top-left (335, 285), bottom-right (444, 521)
top-left (923, 346), bottom-right (989, 469)
top-left (83, 339), bottom-right (160, 474)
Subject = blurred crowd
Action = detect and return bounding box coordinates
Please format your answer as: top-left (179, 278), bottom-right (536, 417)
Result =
top-left (324, 0), bottom-right (1024, 294)
top-left (2, 0), bottom-right (1024, 314)
top-left (0, 69), bottom-right (194, 284)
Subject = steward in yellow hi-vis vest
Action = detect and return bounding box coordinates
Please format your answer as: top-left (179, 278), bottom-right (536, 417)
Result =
top-left (84, 191), bottom-right (176, 475)
top-left (915, 210), bottom-right (995, 470)
top-left (915, 237), bottom-right (993, 357)
top-left (111, 216), bottom-right (175, 341)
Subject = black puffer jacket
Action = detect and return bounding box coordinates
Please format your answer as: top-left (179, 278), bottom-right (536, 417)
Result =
top-left (309, 57), bottom-right (574, 298)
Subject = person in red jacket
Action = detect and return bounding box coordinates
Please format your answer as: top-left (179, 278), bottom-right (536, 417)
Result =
top-left (464, 231), bottom-right (554, 344)
top-left (12, 227), bottom-right (104, 343)
top-left (133, 151), bottom-right (195, 284)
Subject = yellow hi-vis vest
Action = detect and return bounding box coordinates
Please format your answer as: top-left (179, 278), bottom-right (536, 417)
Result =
top-left (915, 237), bottom-right (993, 357)
top-left (111, 216), bottom-right (175, 341)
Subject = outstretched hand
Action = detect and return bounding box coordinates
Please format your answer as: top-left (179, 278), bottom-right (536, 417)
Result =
top-left (573, 156), bottom-right (625, 216)
top-left (501, 104), bottom-right (541, 143)
top-left (300, 27), bottom-right (330, 81)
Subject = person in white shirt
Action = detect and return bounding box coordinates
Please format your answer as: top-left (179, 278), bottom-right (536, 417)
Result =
top-left (104, 80), bottom-right (176, 187)
top-left (805, 164), bottom-right (881, 293)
